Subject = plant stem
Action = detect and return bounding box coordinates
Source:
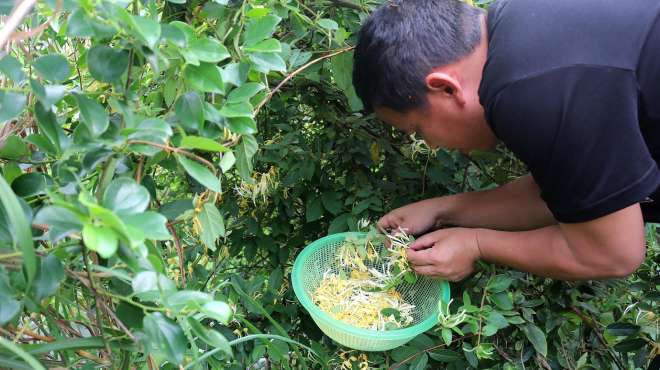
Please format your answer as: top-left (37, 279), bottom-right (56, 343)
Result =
top-left (96, 157), bottom-right (118, 202)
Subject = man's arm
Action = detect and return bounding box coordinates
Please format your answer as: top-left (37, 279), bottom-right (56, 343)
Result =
top-left (438, 174), bottom-right (555, 230)
top-left (379, 174), bottom-right (555, 234)
top-left (407, 204), bottom-right (647, 280)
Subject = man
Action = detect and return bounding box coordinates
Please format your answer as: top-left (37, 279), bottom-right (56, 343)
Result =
top-left (352, 0), bottom-right (660, 281)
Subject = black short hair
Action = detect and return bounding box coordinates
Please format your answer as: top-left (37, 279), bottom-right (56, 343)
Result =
top-left (353, 0), bottom-right (483, 113)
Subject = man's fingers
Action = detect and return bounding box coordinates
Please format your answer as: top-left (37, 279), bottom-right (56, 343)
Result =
top-left (413, 265), bottom-right (440, 276)
top-left (406, 248), bottom-right (433, 266)
top-left (410, 231), bottom-right (441, 251)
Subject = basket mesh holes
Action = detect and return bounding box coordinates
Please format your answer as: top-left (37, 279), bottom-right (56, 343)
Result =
top-left (302, 239), bottom-right (440, 327)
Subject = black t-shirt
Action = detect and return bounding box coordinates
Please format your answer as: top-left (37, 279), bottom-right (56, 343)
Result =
top-left (479, 0), bottom-right (660, 223)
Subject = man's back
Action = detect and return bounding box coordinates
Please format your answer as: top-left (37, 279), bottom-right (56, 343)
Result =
top-left (479, 0), bottom-right (660, 223)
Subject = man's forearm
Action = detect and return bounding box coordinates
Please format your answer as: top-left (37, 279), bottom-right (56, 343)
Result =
top-left (436, 175), bottom-right (556, 231)
top-left (475, 223), bottom-right (642, 280)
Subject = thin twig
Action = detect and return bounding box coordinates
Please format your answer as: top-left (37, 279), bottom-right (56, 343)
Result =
top-left (254, 46), bottom-right (355, 115)
top-left (127, 140), bottom-right (217, 174)
top-left (135, 155), bottom-right (145, 184)
top-left (81, 248), bottom-right (112, 357)
top-left (168, 223), bottom-right (186, 288)
top-left (570, 306), bottom-right (626, 370)
top-left (0, 0), bottom-right (38, 50)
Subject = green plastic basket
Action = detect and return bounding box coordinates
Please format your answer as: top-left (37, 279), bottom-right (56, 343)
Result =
top-left (292, 232), bottom-right (450, 351)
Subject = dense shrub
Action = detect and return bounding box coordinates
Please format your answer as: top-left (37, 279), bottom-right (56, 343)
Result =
top-left (0, 0), bottom-right (656, 368)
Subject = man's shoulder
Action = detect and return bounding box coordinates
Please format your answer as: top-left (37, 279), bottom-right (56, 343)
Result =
top-left (480, 0), bottom-right (660, 107)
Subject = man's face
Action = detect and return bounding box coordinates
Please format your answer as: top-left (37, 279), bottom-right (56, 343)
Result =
top-left (375, 97), bottom-right (497, 152)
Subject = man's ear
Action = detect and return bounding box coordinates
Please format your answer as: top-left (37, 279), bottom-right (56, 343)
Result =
top-left (425, 71), bottom-right (466, 106)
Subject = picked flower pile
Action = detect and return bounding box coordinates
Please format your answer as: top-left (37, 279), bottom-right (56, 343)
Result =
top-left (311, 227), bottom-right (418, 330)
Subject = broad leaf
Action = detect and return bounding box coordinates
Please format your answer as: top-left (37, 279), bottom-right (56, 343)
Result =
top-left (35, 255), bottom-right (64, 300)
top-left (175, 92), bottom-right (204, 131)
top-left (33, 54), bottom-right (71, 83)
top-left (180, 136), bottom-right (228, 152)
top-left (123, 212), bottom-right (171, 240)
top-left (82, 223), bottom-right (119, 258)
top-left (244, 15), bottom-right (280, 46)
top-left (197, 202), bottom-right (225, 251)
top-left (184, 63), bottom-right (224, 93)
top-left (0, 92), bottom-right (26, 123)
top-left (201, 301), bottom-right (232, 324)
top-left (73, 94), bottom-right (109, 137)
top-left (522, 323), bottom-right (547, 356)
top-left (235, 135), bottom-right (258, 181)
top-left (102, 178), bottom-right (151, 216)
top-left (87, 46), bottom-right (129, 83)
top-left (142, 313), bottom-right (186, 365)
top-left (177, 155), bottom-right (221, 193)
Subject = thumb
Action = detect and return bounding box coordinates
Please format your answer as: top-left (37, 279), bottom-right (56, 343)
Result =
top-left (409, 231), bottom-right (439, 251)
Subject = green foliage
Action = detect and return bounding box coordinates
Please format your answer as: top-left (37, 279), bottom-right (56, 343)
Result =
top-left (0, 0), bottom-right (657, 369)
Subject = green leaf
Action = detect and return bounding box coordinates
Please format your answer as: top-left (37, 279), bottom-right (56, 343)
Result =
top-left (328, 214), bottom-right (349, 234)
top-left (409, 352), bottom-right (428, 370)
top-left (82, 223), bottom-right (119, 258)
top-left (127, 118), bottom-right (173, 156)
top-left (73, 94), bottom-right (109, 137)
top-left (522, 323), bottom-right (547, 356)
top-left (235, 135), bottom-right (257, 181)
top-left (441, 327), bottom-right (452, 346)
top-left (11, 173), bottom-right (47, 197)
top-left (244, 15), bottom-right (281, 46)
top-left (165, 291), bottom-right (212, 312)
top-left (132, 271), bottom-right (176, 297)
top-left (33, 205), bottom-right (83, 242)
top-left (0, 337), bottom-right (46, 370)
top-left (34, 255), bottom-right (64, 300)
top-left (0, 91), bottom-right (26, 123)
top-left (187, 37), bottom-right (230, 63)
top-left (33, 54), bottom-right (70, 83)
top-left (123, 212), bottom-right (171, 240)
top-left (0, 135), bottom-right (28, 159)
top-left (331, 51), bottom-right (363, 111)
top-left (486, 311), bottom-right (509, 330)
top-left (102, 177), bottom-right (151, 216)
top-left (175, 92), bottom-right (204, 131)
top-left (131, 15), bottom-right (161, 49)
top-left (187, 318), bottom-right (232, 357)
top-left (490, 291), bottom-right (513, 310)
top-left (184, 63), bottom-right (224, 93)
top-left (244, 38), bottom-right (281, 53)
top-left (142, 313), bottom-right (186, 365)
top-left (227, 82), bottom-right (264, 103)
top-left (87, 46), bottom-right (129, 83)
top-left (321, 192), bottom-right (343, 215)
top-left (219, 151), bottom-right (236, 173)
top-left (30, 81), bottom-right (67, 107)
top-left (159, 199), bottom-right (193, 221)
top-left (487, 274), bottom-right (513, 293)
top-left (306, 196), bottom-right (322, 222)
top-left (249, 52), bottom-right (286, 73)
top-left (66, 9), bottom-right (94, 38)
top-left (198, 202), bottom-right (225, 251)
top-left (429, 349), bottom-right (462, 362)
top-left (219, 102), bottom-right (253, 118)
top-left (318, 18), bottom-right (339, 30)
top-left (0, 174), bottom-right (37, 291)
top-left (177, 155), bottom-right (221, 193)
top-left (0, 55), bottom-right (25, 82)
top-left (180, 136), bottom-right (228, 152)
top-left (613, 338), bottom-right (646, 352)
top-left (227, 117), bottom-right (257, 135)
top-left (605, 323), bottom-right (641, 337)
top-left (33, 102), bottom-right (62, 153)
top-left (0, 292), bottom-right (20, 325)
top-left (201, 301), bottom-right (232, 324)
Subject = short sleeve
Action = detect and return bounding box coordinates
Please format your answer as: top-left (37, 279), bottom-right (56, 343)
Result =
top-left (487, 66), bottom-right (660, 223)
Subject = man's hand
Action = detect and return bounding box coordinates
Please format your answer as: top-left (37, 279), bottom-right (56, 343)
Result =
top-left (406, 228), bottom-right (482, 281)
top-left (378, 198), bottom-right (444, 235)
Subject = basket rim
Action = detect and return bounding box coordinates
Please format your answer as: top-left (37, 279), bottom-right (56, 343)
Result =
top-left (292, 231), bottom-right (451, 341)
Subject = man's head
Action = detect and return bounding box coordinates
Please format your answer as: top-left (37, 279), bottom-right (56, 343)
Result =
top-left (353, 0), bottom-right (497, 151)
